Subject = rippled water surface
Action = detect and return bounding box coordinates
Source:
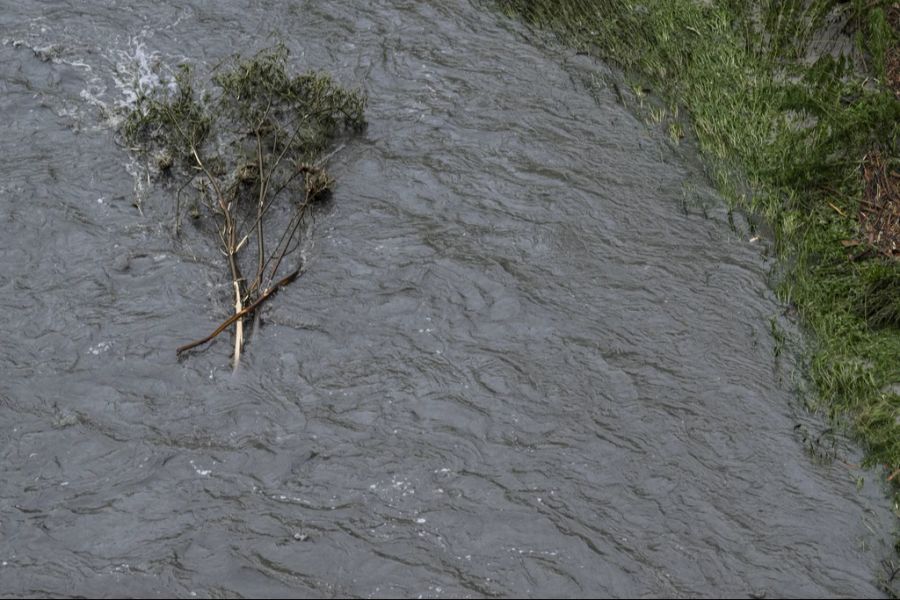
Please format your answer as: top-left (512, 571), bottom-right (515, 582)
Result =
top-left (0, 1), bottom-right (895, 597)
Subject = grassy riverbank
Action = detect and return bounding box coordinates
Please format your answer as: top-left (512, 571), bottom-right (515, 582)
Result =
top-left (500, 0), bottom-right (900, 546)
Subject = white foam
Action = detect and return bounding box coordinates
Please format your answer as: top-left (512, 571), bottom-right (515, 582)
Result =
top-left (111, 35), bottom-right (178, 111)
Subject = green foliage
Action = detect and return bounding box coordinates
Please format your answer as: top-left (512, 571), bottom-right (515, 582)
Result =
top-left (121, 45), bottom-right (366, 365)
top-left (123, 65), bottom-right (211, 168)
top-left (123, 45), bottom-right (364, 172)
top-left (212, 45), bottom-right (365, 161)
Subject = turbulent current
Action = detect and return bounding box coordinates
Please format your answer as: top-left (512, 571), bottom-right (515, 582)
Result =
top-left (0, 1), bottom-right (895, 597)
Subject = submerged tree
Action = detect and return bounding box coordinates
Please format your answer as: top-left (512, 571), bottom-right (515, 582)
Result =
top-left (122, 45), bottom-right (366, 368)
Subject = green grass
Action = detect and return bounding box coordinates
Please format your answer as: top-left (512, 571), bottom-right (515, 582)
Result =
top-left (499, 0), bottom-right (900, 545)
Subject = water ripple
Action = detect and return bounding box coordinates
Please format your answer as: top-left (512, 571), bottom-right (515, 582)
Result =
top-left (0, 1), bottom-right (894, 597)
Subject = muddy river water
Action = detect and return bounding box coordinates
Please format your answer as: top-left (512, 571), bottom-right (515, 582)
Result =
top-left (0, 1), bottom-right (895, 597)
